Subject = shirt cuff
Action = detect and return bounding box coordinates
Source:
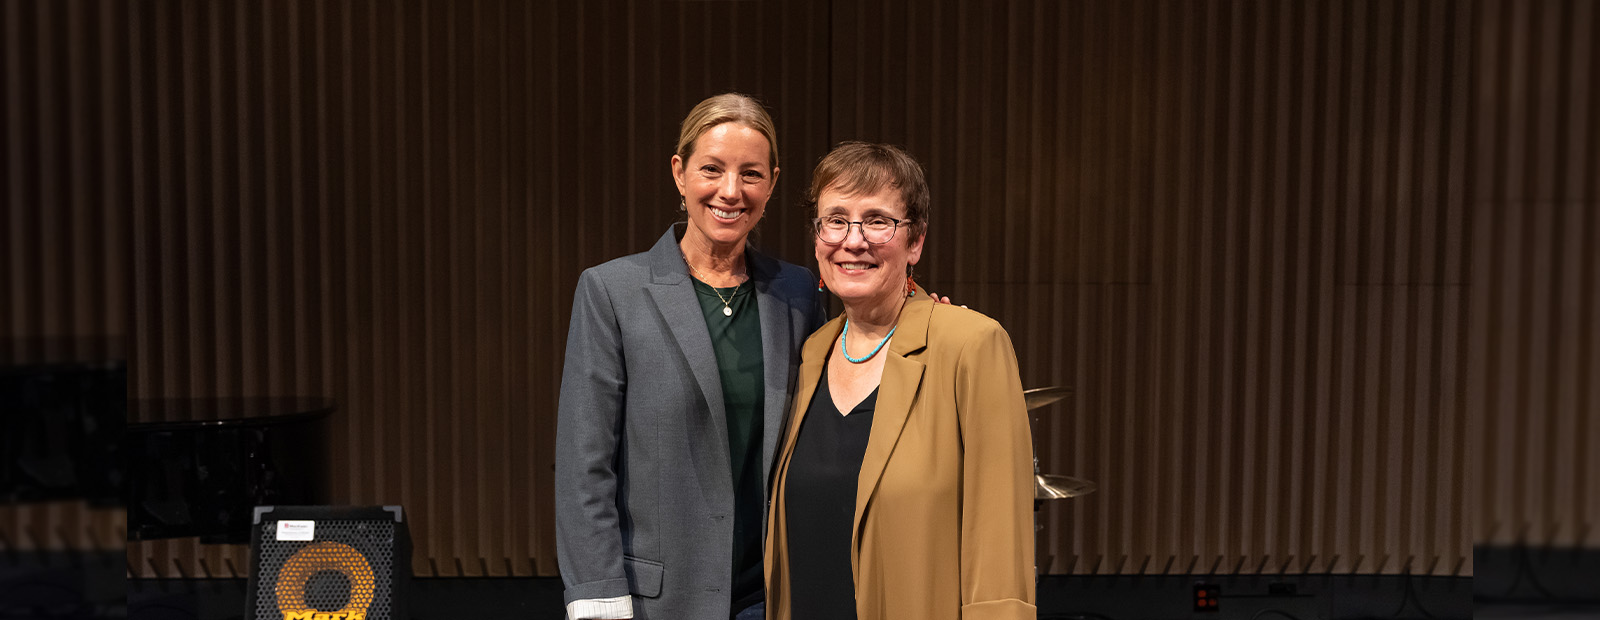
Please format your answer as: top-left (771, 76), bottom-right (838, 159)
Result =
top-left (566, 595), bottom-right (634, 620)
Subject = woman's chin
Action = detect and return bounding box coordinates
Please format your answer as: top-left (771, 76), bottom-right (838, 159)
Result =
top-left (829, 284), bottom-right (891, 307)
top-left (699, 226), bottom-right (752, 248)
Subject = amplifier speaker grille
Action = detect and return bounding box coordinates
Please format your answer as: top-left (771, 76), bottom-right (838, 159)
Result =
top-left (245, 507), bottom-right (409, 620)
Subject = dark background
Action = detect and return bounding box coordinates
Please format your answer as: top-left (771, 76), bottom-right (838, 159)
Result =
top-left (2, 0), bottom-right (1595, 591)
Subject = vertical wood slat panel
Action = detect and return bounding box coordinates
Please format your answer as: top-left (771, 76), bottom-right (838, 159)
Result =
top-left (1472, 0), bottom-right (1599, 552)
top-left (0, 0), bottom-right (128, 558)
top-left (820, 0), bottom-right (1584, 577)
top-left (7, 0), bottom-right (1587, 579)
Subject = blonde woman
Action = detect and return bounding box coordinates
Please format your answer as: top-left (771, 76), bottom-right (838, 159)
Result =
top-left (554, 94), bottom-right (824, 620)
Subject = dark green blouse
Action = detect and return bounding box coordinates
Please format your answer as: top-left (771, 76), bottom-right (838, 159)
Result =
top-left (689, 277), bottom-right (765, 605)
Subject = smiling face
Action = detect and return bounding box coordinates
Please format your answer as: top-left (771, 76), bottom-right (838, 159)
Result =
top-left (672, 122), bottom-right (779, 254)
top-left (814, 184), bottom-right (925, 313)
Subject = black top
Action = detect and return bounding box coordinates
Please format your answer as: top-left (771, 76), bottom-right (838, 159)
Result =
top-left (784, 368), bottom-right (877, 620)
top-left (689, 277), bottom-right (766, 606)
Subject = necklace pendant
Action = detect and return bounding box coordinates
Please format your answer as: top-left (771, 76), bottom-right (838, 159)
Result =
top-left (723, 306), bottom-right (733, 317)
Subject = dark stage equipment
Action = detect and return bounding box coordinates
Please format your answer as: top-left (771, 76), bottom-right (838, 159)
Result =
top-left (127, 398), bottom-right (334, 543)
top-left (245, 506), bottom-right (411, 620)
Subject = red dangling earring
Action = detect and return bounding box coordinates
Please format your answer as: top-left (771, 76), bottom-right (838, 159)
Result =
top-left (906, 275), bottom-right (916, 297)
top-left (818, 278), bottom-right (826, 292)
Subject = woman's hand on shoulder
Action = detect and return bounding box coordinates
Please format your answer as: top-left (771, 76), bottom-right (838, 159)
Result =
top-left (926, 291), bottom-right (965, 308)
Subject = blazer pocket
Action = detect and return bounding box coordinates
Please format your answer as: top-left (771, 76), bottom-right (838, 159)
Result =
top-left (622, 555), bottom-right (664, 598)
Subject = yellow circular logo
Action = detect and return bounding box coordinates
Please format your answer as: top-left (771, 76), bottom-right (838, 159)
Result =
top-left (274, 541), bottom-right (376, 620)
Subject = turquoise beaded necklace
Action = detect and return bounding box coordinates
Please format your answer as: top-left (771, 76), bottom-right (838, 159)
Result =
top-left (841, 318), bottom-right (896, 363)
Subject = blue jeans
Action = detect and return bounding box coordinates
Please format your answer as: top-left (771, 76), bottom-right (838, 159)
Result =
top-left (733, 601), bottom-right (766, 620)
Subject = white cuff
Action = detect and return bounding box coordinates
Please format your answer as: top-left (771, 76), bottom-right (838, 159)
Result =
top-left (566, 595), bottom-right (634, 620)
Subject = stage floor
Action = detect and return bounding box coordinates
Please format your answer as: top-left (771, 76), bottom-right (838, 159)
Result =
top-left (126, 574), bottom-right (1483, 620)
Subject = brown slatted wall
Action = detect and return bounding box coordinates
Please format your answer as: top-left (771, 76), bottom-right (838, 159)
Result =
top-left (8, 0), bottom-right (1591, 580)
top-left (0, 0), bottom-right (127, 558)
top-left (2, 0), bottom-right (128, 360)
top-left (1471, 0), bottom-right (1599, 550)
top-left (824, 0), bottom-right (1553, 576)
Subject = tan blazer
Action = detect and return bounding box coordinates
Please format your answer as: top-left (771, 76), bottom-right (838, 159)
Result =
top-left (764, 290), bottom-right (1036, 620)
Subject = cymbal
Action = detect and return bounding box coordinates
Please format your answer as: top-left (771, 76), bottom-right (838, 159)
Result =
top-left (1023, 386), bottom-right (1073, 411)
top-left (1034, 474), bottom-right (1096, 500)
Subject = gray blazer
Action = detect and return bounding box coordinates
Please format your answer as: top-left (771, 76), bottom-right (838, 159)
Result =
top-left (555, 224), bottom-right (827, 619)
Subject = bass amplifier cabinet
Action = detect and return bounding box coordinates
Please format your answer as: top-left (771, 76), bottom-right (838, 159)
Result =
top-left (244, 506), bottom-right (410, 620)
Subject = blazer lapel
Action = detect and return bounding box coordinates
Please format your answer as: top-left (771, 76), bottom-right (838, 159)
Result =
top-left (851, 291), bottom-right (934, 553)
top-left (750, 250), bottom-right (794, 493)
top-left (644, 226), bottom-right (732, 503)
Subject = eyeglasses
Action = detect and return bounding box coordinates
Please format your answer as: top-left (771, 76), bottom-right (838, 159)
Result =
top-left (811, 214), bottom-right (910, 245)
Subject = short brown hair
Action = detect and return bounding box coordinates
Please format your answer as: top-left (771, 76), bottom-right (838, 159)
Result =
top-left (805, 141), bottom-right (929, 240)
top-left (675, 93), bottom-right (779, 169)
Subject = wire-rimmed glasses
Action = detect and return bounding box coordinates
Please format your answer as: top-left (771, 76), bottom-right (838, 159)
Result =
top-left (811, 214), bottom-right (908, 245)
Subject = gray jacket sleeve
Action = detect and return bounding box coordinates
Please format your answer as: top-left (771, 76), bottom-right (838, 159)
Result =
top-left (554, 268), bottom-right (631, 603)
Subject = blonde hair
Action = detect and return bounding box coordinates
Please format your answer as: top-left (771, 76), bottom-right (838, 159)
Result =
top-left (805, 141), bottom-right (929, 240)
top-left (675, 93), bottom-right (780, 169)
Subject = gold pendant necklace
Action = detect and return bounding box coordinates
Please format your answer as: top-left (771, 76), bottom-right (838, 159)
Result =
top-left (682, 253), bottom-right (744, 318)
top-left (711, 285), bottom-right (738, 317)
